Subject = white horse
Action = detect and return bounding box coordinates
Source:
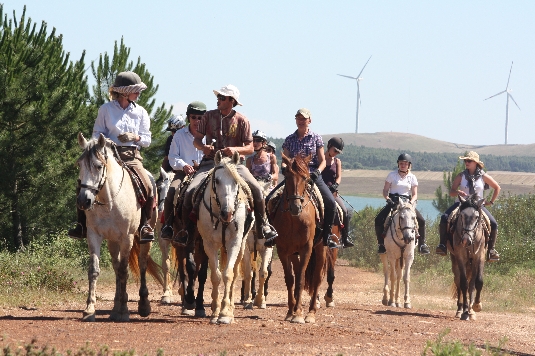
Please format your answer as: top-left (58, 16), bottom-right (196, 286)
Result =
top-left (241, 179), bottom-right (273, 310)
top-left (380, 198), bottom-right (418, 309)
top-left (76, 133), bottom-right (162, 321)
top-left (155, 168), bottom-right (176, 304)
top-left (197, 151), bottom-right (253, 324)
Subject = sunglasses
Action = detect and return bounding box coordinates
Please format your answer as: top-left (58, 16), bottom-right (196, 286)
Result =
top-left (189, 115), bottom-right (203, 121)
top-left (217, 95), bottom-right (232, 102)
top-left (464, 159), bottom-right (474, 163)
top-left (253, 138), bottom-right (264, 143)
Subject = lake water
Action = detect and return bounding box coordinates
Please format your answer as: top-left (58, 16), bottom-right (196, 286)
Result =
top-left (341, 196), bottom-right (441, 219)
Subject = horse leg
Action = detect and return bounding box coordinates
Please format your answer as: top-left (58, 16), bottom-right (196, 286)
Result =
top-left (305, 245), bottom-right (326, 324)
top-left (255, 247), bottom-right (273, 309)
top-left (194, 253), bottom-right (208, 318)
top-left (182, 251), bottom-right (196, 316)
top-left (205, 243), bottom-right (221, 324)
top-left (82, 238), bottom-right (102, 322)
top-left (451, 254), bottom-right (463, 318)
top-left (218, 239), bottom-right (245, 324)
top-left (137, 241), bottom-right (152, 317)
top-left (158, 238), bottom-right (173, 304)
top-left (324, 257), bottom-right (335, 308)
top-left (403, 248), bottom-right (415, 309)
top-left (379, 254), bottom-right (390, 306)
top-left (108, 241), bottom-right (131, 322)
top-left (292, 248), bottom-right (311, 324)
top-left (279, 254), bottom-right (295, 321)
top-left (459, 264), bottom-right (470, 321)
top-left (472, 262), bottom-right (484, 314)
top-left (241, 250), bottom-right (253, 310)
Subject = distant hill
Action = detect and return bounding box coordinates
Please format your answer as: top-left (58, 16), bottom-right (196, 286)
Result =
top-left (322, 132), bottom-right (535, 157)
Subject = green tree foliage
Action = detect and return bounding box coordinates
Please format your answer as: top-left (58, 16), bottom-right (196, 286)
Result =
top-left (432, 159), bottom-right (464, 212)
top-left (88, 38), bottom-right (173, 175)
top-left (0, 5), bottom-right (90, 251)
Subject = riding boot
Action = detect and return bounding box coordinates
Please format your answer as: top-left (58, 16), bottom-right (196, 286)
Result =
top-left (417, 229), bottom-right (430, 254)
top-left (174, 216), bottom-right (195, 247)
top-left (68, 208), bottom-right (87, 239)
top-left (435, 221), bottom-right (448, 256)
top-left (139, 196), bottom-right (155, 243)
top-left (262, 219), bottom-right (278, 247)
top-left (322, 225), bottom-right (340, 249)
top-left (375, 225), bottom-right (386, 254)
top-left (487, 228), bottom-right (500, 262)
top-left (341, 213), bottom-right (354, 248)
top-left (160, 197), bottom-right (175, 241)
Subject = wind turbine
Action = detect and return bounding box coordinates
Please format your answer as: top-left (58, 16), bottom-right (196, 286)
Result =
top-left (484, 61), bottom-right (520, 145)
top-left (337, 55), bottom-right (372, 133)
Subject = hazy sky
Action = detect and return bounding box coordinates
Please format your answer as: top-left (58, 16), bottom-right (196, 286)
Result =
top-left (5, 1), bottom-right (535, 146)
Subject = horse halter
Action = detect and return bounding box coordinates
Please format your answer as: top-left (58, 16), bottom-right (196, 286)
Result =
top-left (209, 165), bottom-right (240, 227)
top-left (459, 208), bottom-right (482, 247)
top-left (79, 147), bottom-right (109, 196)
top-left (389, 205), bottom-right (417, 246)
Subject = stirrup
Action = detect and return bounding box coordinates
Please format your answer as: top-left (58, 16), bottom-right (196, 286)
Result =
top-left (435, 244), bottom-right (447, 256)
top-left (487, 249), bottom-right (500, 262)
top-left (342, 236), bottom-right (354, 248)
top-left (68, 223), bottom-right (86, 240)
top-left (261, 222), bottom-right (278, 240)
top-left (419, 243), bottom-right (430, 254)
top-left (264, 236), bottom-right (276, 248)
top-left (160, 225), bottom-right (174, 241)
top-left (140, 224), bottom-right (154, 243)
top-left (324, 234), bottom-right (341, 249)
top-left (173, 229), bottom-right (189, 246)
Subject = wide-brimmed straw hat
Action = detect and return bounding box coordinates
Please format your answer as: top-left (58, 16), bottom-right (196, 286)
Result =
top-left (111, 71), bottom-right (147, 94)
top-left (213, 84), bottom-right (242, 106)
top-left (459, 151), bottom-right (484, 168)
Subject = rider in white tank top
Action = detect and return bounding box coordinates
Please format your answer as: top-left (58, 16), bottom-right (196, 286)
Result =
top-left (457, 173), bottom-right (485, 201)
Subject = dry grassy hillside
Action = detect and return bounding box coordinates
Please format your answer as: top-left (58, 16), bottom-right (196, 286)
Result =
top-left (324, 132), bottom-right (535, 157)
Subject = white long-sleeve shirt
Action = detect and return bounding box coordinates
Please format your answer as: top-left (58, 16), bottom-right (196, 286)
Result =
top-left (169, 126), bottom-right (204, 171)
top-left (92, 100), bottom-right (151, 147)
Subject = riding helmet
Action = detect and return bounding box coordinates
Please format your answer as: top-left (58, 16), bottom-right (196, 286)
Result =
top-left (267, 141), bottom-right (277, 152)
top-left (167, 115), bottom-right (186, 132)
top-left (252, 130), bottom-right (268, 142)
top-left (327, 137), bottom-right (344, 154)
top-left (397, 153), bottom-right (412, 163)
top-left (186, 101), bottom-right (207, 116)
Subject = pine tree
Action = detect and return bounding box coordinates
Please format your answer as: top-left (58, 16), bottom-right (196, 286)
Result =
top-left (89, 38), bottom-right (173, 175)
top-left (432, 159), bottom-right (464, 213)
top-left (0, 5), bottom-right (90, 250)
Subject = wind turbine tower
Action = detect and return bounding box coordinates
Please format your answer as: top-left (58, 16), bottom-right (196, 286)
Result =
top-left (337, 55), bottom-right (372, 133)
top-left (484, 61), bottom-right (520, 145)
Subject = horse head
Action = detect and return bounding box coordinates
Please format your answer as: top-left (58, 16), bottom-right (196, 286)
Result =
top-left (156, 167), bottom-right (172, 213)
top-left (76, 132), bottom-right (110, 211)
top-left (212, 150), bottom-right (243, 223)
top-left (457, 194), bottom-right (485, 247)
top-left (395, 199), bottom-right (417, 244)
top-left (282, 153), bottom-right (311, 217)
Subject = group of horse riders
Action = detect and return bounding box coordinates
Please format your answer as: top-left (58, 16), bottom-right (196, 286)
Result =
top-left (68, 70), bottom-right (501, 262)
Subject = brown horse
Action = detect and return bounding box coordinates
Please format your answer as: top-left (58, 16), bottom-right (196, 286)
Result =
top-left (271, 153), bottom-right (327, 324)
top-left (448, 194), bottom-right (486, 321)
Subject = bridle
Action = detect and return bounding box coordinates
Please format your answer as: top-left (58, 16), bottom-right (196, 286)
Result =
top-left (458, 206), bottom-right (483, 250)
top-left (203, 165), bottom-right (241, 230)
top-left (388, 204), bottom-right (417, 248)
top-left (281, 172), bottom-right (311, 214)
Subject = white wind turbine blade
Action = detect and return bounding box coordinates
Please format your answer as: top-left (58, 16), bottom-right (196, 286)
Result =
top-left (508, 93), bottom-right (521, 110)
top-left (506, 61), bottom-right (513, 89)
top-left (484, 90), bottom-right (506, 101)
top-left (337, 74), bottom-right (358, 80)
top-left (356, 55), bottom-right (372, 78)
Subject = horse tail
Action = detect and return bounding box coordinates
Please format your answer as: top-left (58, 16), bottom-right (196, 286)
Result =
top-left (128, 239), bottom-right (165, 288)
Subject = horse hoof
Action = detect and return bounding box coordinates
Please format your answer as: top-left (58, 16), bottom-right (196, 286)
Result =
top-left (138, 303), bottom-right (151, 317)
top-left (291, 316), bottom-right (305, 324)
top-left (304, 315), bottom-right (316, 324)
top-left (243, 302), bottom-right (253, 310)
top-left (195, 309), bottom-right (207, 318)
top-left (210, 317), bottom-right (218, 324)
top-left (472, 303), bottom-right (482, 312)
top-left (460, 312), bottom-right (470, 321)
top-left (326, 301), bottom-right (335, 308)
top-left (184, 301), bottom-right (196, 310)
top-left (285, 312), bottom-right (293, 321)
top-left (218, 316), bottom-right (233, 324)
top-left (455, 311), bottom-right (462, 318)
top-left (109, 313), bottom-right (130, 322)
top-left (395, 303), bottom-right (401, 308)
top-left (181, 308), bottom-right (195, 316)
top-left (82, 314), bottom-right (95, 322)
top-left (469, 313), bottom-right (477, 321)
top-left (382, 298), bottom-right (388, 306)
top-left (404, 303), bottom-right (412, 309)
top-left (388, 302), bottom-right (396, 307)
top-left (160, 296), bottom-right (172, 304)
top-left (259, 302), bottom-right (267, 309)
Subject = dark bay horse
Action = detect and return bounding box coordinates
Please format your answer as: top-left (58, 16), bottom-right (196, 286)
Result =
top-left (271, 153), bottom-right (327, 324)
top-left (448, 194), bottom-right (487, 321)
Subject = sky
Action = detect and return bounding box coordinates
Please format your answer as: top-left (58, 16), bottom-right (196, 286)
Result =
top-left (5, 1), bottom-right (535, 146)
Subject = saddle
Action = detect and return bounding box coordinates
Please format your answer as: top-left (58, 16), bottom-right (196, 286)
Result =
top-left (382, 204), bottom-right (419, 235)
top-left (111, 144), bottom-right (149, 206)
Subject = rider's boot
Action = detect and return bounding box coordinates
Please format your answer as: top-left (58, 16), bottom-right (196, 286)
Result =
top-left (375, 225), bottom-right (386, 254)
top-left (322, 225), bottom-right (340, 249)
top-left (487, 228), bottom-right (500, 262)
top-left (174, 215), bottom-right (195, 247)
top-left (139, 196), bottom-right (155, 243)
top-left (417, 229), bottom-right (430, 254)
top-left (341, 213), bottom-right (354, 248)
top-left (435, 221), bottom-right (448, 256)
top-left (261, 218), bottom-right (278, 247)
top-left (160, 196), bottom-right (175, 240)
top-left (68, 208), bottom-right (87, 239)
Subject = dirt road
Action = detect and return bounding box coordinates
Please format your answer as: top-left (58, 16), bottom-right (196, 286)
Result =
top-left (1, 260), bottom-right (534, 355)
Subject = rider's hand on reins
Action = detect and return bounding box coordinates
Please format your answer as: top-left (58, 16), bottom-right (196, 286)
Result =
top-left (117, 132), bottom-right (138, 143)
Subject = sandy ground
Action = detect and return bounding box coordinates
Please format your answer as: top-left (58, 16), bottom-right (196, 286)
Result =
top-left (1, 259), bottom-right (534, 356)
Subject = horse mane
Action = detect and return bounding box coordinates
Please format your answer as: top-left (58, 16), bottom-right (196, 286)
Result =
top-left (218, 156), bottom-right (253, 205)
top-left (282, 153), bottom-right (311, 180)
top-left (460, 194), bottom-right (480, 211)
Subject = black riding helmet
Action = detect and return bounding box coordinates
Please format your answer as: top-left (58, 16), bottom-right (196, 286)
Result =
top-left (397, 153), bottom-right (412, 163)
top-left (327, 137), bottom-right (344, 154)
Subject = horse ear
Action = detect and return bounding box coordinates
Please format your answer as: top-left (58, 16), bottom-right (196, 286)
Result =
top-left (304, 153), bottom-right (313, 166)
top-left (78, 132), bottom-right (88, 149)
top-left (97, 133), bottom-right (107, 150)
top-left (160, 166), bottom-right (167, 180)
top-left (232, 150), bottom-right (240, 165)
top-left (215, 150), bottom-right (222, 165)
top-left (459, 195), bottom-right (466, 203)
top-left (477, 198), bottom-right (485, 207)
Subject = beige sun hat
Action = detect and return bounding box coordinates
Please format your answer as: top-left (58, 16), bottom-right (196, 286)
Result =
top-left (459, 151), bottom-right (484, 168)
top-left (213, 84), bottom-right (242, 106)
top-left (295, 108), bottom-right (311, 119)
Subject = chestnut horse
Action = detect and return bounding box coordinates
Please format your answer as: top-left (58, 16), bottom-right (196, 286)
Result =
top-left (271, 153), bottom-right (327, 324)
top-left (448, 194), bottom-right (486, 321)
